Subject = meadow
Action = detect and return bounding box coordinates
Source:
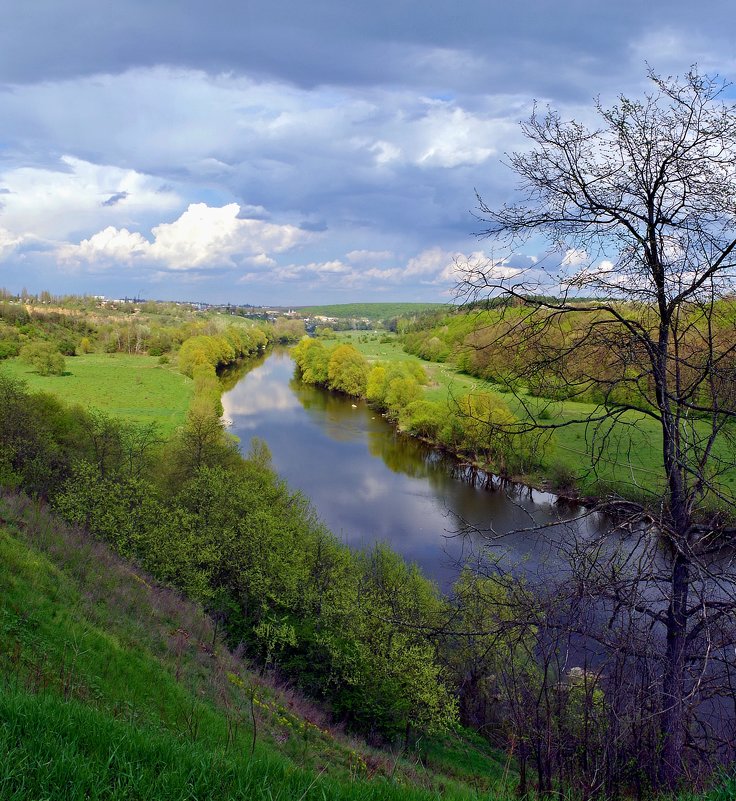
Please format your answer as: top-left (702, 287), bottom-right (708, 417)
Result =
top-left (0, 353), bottom-right (193, 436)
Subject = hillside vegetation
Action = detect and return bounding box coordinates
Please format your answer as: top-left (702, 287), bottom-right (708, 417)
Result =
top-left (0, 492), bottom-right (507, 800)
top-left (0, 346), bottom-right (520, 798)
top-left (298, 303), bottom-right (447, 321)
top-left (2, 291), bottom-right (735, 798)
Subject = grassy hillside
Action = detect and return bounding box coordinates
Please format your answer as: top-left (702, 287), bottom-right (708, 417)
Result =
top-left (0, 491), bottom-right (510, 800)
top-left (298, 303), bottom-right (447, 320)
top-left (0, 353), bottom-right (193, 435)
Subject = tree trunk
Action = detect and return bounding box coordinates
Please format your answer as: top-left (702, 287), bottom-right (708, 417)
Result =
top-left (659, 550), bottom-right (690, 789)
top-left (517, 739), bottom-right (528, 798)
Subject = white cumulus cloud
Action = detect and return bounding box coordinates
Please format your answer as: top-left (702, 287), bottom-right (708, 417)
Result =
top-left (0, 227), bottom-right (32, 260)
top-left (0, 156), bottom-right (181, 241)
top-left (59, 203), bottom-right (313, 271)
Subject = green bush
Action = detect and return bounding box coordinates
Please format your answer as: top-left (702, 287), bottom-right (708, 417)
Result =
top-left (0, 338), bottom-right (20, 360)
top-left (20, 341), bottom-right (66, 375)
top-left (57, 337), bottom-right (78, 356)
top-left (401, 400), bottom-right (448, 439)
top-left (327, 345), bottom-right (369, 397)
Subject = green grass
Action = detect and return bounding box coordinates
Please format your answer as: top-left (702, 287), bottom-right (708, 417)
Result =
top-left (0, 687), bottom-right (487, 801)
top-left (0, 492), bottom-right (510, 801)
top-left (0, 354), bottom-right (193, 435)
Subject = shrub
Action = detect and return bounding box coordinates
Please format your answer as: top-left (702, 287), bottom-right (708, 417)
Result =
top-left (19, 342), bottom-right (66, 376)
top-left (0, 339), bottom-right (20, 360)
top-left (401, 400), bottom-right (447, 438)
top-left (57, 337), bottom-right (78, 356)
top-left (78, 336), bottom-right (93, 354)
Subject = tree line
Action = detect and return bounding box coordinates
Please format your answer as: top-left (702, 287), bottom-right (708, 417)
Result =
top-left (292, 337), bottom-right (544, 477)
top-left (0, 298), bottom-right (296, 373)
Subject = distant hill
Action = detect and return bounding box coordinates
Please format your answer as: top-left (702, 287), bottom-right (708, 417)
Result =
top-left (297, 302), bottom-right (448, 320)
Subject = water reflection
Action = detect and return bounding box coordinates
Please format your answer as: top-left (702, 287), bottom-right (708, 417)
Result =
top-left (222, 350), bottom-right (600, 589)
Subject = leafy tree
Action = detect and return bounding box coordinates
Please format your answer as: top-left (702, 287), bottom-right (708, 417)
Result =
top-left (20, 341), bottom-right (66, 375)
top-left (55, 462), bottom-right (161, 557)
top-left (327, 344), bottom-right (369, 396)
top-left (365, 361), bottom-right (426, 411)
top-left (319, 544), bottom-right (457, 739)
top-left (366, 365), bottom-right (388, 404)
top-left (384, 376), bottom-right (422, 417)
top-left (165, 409), bottom-right (239, 487)
top-left (400, 399), bottom-right (448, 439)
top-left (455, 392), bottom-right (515, 458)
top-left (292, 337), bottom-right (332, 385)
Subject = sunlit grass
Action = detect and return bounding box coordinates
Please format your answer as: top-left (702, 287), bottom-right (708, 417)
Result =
top-left (0, 353), bottom-right (193, 435)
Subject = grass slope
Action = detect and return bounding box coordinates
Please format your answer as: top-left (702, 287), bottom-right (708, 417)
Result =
top-left (0, 492), bottom-right (509, 800)
top-left (0, 354), bottom-right (193, 435)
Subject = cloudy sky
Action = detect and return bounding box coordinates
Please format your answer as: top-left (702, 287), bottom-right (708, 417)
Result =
top-left (0, 1), bottom-right (735, 304)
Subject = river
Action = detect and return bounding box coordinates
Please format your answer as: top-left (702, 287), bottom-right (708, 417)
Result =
top-left (221, 349), bottom-right (605, 590)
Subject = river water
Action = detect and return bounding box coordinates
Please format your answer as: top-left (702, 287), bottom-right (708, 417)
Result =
top-left (221, 349), bottom-right (604, 590)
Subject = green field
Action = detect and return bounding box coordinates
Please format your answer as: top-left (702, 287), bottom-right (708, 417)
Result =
top-left (0, 354), bottom-right (193, 436)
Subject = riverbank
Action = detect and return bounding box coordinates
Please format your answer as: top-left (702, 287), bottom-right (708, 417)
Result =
top-left (322, 331), bottom-right (736, 517)
top-left (222, 349), bottom-right (601, 590)
top-left (290, 333), bottom-right (608, 505)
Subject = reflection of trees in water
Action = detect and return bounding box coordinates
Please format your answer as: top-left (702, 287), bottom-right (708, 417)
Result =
top-left (289, 363), bottom-right (553, 502)
top-left (366, 428), bottom-right (432, 479)
top-left (289, 372), bottom-right (365, 443)
top-left (218, 350), bottom-right (269, 392)
top-left (290, 367), bottom-right (436, 476)
top-left (289, 372), bottom-right (325, 411)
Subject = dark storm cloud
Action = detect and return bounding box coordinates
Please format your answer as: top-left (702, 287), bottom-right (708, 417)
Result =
top-left (2, 0), bottom-right (734, 99)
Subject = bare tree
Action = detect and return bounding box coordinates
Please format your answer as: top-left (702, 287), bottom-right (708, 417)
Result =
top-left (456, 69), bottom-right (736, 790)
